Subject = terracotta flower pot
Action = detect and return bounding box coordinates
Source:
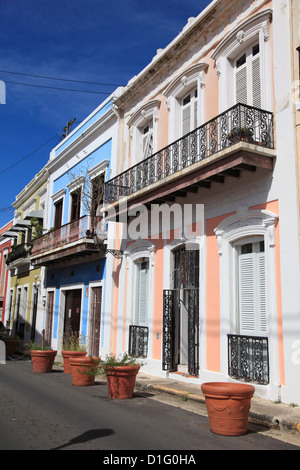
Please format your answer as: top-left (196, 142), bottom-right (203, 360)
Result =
top-left (3, 339), bottom-right (19, 356)
top-left (31, 350), bottom-right (57, 373)
top-left (201, 382), bottom-right (255, 436)
top-left (105, 365), bottom-right (140, 399)
top-left (70, 356), bottom-right (100, 386)
top-left (61, 350), bottom-right (87, 374)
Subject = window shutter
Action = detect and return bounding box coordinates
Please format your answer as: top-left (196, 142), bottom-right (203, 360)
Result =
top-left (252, 55), bottom-right (261, 108)
top-left (182, 103), bottom-right (191, 136)
top-left (236, 66), bottom-right (247, 105)
top-left (258, 252), bottom-right (266, 332)
top-left (237, 242), bottom-right (266, 336)
top-left (136, 261), bottom-right (149, 325)
top-left (238, 253), bottom-right (255, 334)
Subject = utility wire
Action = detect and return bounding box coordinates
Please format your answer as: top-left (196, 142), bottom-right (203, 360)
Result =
top-left (4, 80), bottom-right (112, 94)
top-left (0, 69), bottom-right (122, 87)
top-left (0, 134), bottom-right (59, 176)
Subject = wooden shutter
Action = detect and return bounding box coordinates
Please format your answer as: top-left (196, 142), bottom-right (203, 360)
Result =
top-left (238, 253), bottom-right (255, 334)
top-left (182, 100), bottom-right (191, 136)
top-left (252, 55), bottom-right (261, 108)
top-left (136, 261), bottom-right (149, 325)
top-left (236, 65), bottom-right (247, 104)
top-left (237, 242), bottom-right (266, 336)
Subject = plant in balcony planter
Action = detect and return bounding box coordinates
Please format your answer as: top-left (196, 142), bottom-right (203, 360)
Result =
top-left (201, 382), bottom-right (255, 436)
top-left (61, 331), bottom-right (87, 374)
top-left (98, 352), bottom-right (141, 399)
top-left (228, 127), bottom-right (254, 144)
top-left (26, 340), bottom-right (57, 373)
top-left (70, 356), bottom-right (100, 386)
top-left (0, 330), bottom-right (19, 356)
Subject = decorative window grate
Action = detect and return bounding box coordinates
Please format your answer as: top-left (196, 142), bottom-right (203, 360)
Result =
top-left (228, 334), bottom-right (269, 384)
top-left (128, 325), bottom-right (148, 358)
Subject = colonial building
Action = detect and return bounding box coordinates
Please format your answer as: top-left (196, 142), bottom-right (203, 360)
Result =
top-left (3, 167), bottom-right (48, 345)
top-left (102, 0), bottom-right (300, 405)
top-left (30, 93), bottom-right (121, 354)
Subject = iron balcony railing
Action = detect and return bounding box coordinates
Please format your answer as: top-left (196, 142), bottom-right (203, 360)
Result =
top-left (105, 103), bottom-right (274, 204)
top-left (6, 243), bottom-right (32, 265)
top-left (31, 215), bottom-right (100, 256)
top-left (128, 325), bottom-right (148, 358)
top-left (228, 334), bottom-right (269, 385)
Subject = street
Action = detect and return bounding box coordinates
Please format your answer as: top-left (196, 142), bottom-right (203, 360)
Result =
top-left (0, 358), bottom-right (298, 454)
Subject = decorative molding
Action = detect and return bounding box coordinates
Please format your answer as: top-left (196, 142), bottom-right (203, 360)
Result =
top-left (214, 205), bottom-right (278, 255)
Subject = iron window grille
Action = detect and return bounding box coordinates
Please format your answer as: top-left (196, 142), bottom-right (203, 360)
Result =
top-left (228, 334), bottom-right (269, 385)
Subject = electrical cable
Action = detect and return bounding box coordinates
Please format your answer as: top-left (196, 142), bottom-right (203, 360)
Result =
top-left (0, 68), bottom-right (122, 87)
top-left (0, 134), bottom-right (59, 176)
top-left (3, 80), bottom-right (112, 94)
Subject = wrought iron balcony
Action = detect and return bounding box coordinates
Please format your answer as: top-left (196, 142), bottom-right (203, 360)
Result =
top-left (6, 243), bottom-right (32, 266)
top-left (105, 103), bottom-right (274, 206)
top-left (30, 215), bottom-right (100, 266)
top-left (228, 334), bottom-right (269, 385)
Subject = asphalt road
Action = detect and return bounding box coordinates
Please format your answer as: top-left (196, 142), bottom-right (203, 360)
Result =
top-left (0, 358), bottom-right (298, 455)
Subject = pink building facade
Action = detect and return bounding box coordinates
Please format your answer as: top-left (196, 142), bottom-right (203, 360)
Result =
top-left (101, 0), bottom-right (300, 405)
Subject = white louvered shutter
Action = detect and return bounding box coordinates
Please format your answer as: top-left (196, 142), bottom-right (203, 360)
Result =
top-left (252, 55), bottom-right (261, 108)
top-left (182, 101), bottom-right (191, 136)
top-left (236, 65), bottom-right (248, 105)
top-left (238, 242), bottom-right (266, 336)
top-left (136, 261), bottom-right (149, 325)
top-left (238, 253), bottom-right (255, 334)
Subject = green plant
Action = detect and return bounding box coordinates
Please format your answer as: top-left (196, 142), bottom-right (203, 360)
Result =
top-left (98, 352), bottom-right (141, 375)
top-left (25, 341), bottom-right (52, 353)
top-left (62, 331), bottom-right (86, 351)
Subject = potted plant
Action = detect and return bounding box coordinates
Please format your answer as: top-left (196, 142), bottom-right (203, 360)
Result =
top-left (0, 330), bottom-right (19, 356)
top-left (98, 352), bottom-right (141, 399)
top-left (201, 381), bottom-right (255, 436)
top-left (26, 341), bottom-right (57, 373)
top-left (61, 331), bottom-right (87, 374)
top-left (70, 356), bottom-right (100, 386)
top-left (228, 127), bottom-right (253, 144)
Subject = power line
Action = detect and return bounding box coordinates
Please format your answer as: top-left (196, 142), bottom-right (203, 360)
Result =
top-left (4, 80), bottom-right (112, 94)
top-left (0, 69), bottom-right (122, 87)
top-left (0, 134), bottom-right (59, 176)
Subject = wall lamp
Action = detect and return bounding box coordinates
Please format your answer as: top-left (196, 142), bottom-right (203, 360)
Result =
top-left (92, 228), bottom-right (123, 259)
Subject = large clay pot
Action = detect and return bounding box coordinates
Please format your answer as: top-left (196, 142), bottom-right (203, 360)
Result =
top-left (61, 350), bottom-right (87, 374)
top-left (201, 382), bottom-right (255, 436)
top-left (70, 356), bottom-right (100, 386)
top-left (105, 365), bottom-right (140, 399)
top-left (31, 350), bottom-right (57, 373)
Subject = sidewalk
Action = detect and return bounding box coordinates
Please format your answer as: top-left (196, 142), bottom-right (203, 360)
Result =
top-left (132, 372), bottom-right (300, 433)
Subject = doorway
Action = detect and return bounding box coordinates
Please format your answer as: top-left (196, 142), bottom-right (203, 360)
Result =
top-left (89, 286), bottom-right (102, 356)
top-left (63, 289), bottom-right (82, 338)
top-left (163, 246), bottom-right (199, 376)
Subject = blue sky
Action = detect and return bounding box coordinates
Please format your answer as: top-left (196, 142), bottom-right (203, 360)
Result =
top-left (0, 0), bottom-right (211, 228)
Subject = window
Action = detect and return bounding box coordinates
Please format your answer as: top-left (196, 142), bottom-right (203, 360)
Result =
top-left (54, 199), bottom-right (63, 230)
top-left (235, 43), bottom-right (261, 108)
top-left (141, 122), bottom-right (153, 159)
top-left (91, 174), bottom-right (104, 218)
top-left (212, 9), bottom-right (272, 112)
top-left (70, 189), bottom-right (81, 222)
top-left (235, 238), bottom-right (266, 336)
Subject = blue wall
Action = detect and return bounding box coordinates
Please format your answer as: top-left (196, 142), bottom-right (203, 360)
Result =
top-left (48, 257), bottom-right (106, 343)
